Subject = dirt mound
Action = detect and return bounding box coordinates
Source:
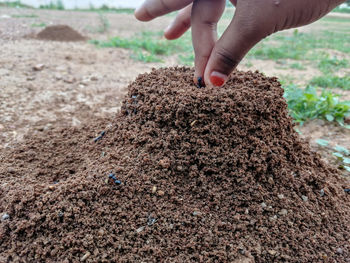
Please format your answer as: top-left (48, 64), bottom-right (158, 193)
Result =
top-left (36, 25), bottom-right (86, 42)
top-left (0, 68), bottom-right (349, 262)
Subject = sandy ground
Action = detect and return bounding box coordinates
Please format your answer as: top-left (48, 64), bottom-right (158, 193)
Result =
top-left (0, 7), bottom-right (349, 176)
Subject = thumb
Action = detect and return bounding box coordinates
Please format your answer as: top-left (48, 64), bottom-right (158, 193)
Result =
top-left (204, 2), bottom-right (269, 87)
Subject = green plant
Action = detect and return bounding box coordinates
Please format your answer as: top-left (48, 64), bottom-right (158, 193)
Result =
top-left (131, 51), bottom-right (162, 62)
top-left (40, 0), bottom-right (64, 10)
top-left (90, 31), bottom-right (192, 63)
top-left (279, 76), bottom-right (296, 86)
top-left (315, 140), bottom-right (350, 172)
top-left (11, 14), bottom-right (38, 18)
top-left (248, 25), bottom-right (350, 63)
top-left (318, 56), bottom-right (348, 73)
top-left (87, 4), bottom-right (134, 13)
top-left (97, 12), bottom-right (110, 33)
top-left (0, 1), bottom-right (32, 8)
top-left (248, 30), bottom-right (309, 60)
top-left (290, 62), bottom-right (306, 70)
top-left (309, 75), bottom-right (350, 90)
top-left (283, 85), bottom-right (350, 126)
top-left (31, 22), bottom-right (46, 27)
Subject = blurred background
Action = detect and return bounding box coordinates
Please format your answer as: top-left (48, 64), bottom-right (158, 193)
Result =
top-left (0, 0), bottom-right (349, 178)
top-left (1, 0), bottom-right (143, 8)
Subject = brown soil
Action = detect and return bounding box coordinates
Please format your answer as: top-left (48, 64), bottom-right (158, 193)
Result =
top-left (37, 25), bottom-right (86, 42)
top-left (0, 68), bottom-right (349, 262)
top-left (1, 7), bottom-right (349, 164)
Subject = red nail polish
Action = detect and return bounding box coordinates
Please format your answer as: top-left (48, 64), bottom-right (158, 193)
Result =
top-left (210, 75), bottom-right (225, 87)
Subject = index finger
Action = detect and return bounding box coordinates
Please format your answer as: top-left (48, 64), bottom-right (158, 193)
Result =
top-left (135, 0), bottom-right (193, 21)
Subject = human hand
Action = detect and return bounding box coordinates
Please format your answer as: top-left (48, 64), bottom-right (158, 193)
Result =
top-left (135, 0), bottom-right (345, 87)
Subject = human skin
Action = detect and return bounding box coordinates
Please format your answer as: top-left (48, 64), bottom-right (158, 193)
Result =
top-left (135, 0), bottom-right (346, 87)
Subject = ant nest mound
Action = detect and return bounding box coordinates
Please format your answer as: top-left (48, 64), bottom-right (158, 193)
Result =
top-left (36, 25), bottom-right (86, 42)
top-left (0, 67), bottom-right (349, 262)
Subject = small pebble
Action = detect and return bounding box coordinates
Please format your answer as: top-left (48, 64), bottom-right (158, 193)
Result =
top-left (157, 190), bottom-right (165, 196)
top-left (90, 76), bottom-right (98, 81)
top-left (278, 209), bottom-right (288, 216)
top-left (7, 167), bottom-right (15, 174)
top-left (97, 229), bottom-right (104, 236)
top-left (301, 195), bottom-right (308, 202)
top-left (136, 226), bottom-right (145, 233)
top-left (268, 177), bottom-right (274, 185)
top-left (33, 63), bottom-right (45, 71)
top-left (277, 194), bottom-right (284, 199)
top-left (269, 215), bottom-right (277, 221)
top-left (1, 213), bottom-right (10, 221)
top-left (192, 211), bottom-right (201, 216)
top-left (336, 248), bottom-right (343, 254)
top-left (80, 251), bottom-right (91, 261)
top-left (268, 250), bottom-right (277, 256)
top-left (245, 209), bottom-right (249, 215)
top-left (261, 202), bottom-right (267, 208)
top-left (152, 186), bottom-right (157, 194)
top-left (176, 166), bottom-right (183, 172)
top-left (159, 159), bottom-right (170, 169)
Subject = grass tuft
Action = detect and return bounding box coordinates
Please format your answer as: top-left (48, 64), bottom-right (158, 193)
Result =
top-left (96, 12), bottom-right (110, 33)
top-left (318, 56), bottom-right (348, 73)
top-left (0, 1), bottom-right (32, 8)
top-left (90, 31), bottom-right (193, 63)
top-left (11, 14), bottom-right (38, 18)
top-left (31, 22), bottom-right (46, 27)
top-left (40, 0), bottom-right (64, 10)
top-left (283, 85), bottom-right (350, 126)
top-left (290, 62), bottom-right (306, 70)
top-left (309, 75), bottom-right (350, 90)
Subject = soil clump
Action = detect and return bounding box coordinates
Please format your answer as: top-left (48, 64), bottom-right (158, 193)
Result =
top-left (0, 67), bottom-right (349, 262)
top-left (36, 25), bottom-right (86, 42)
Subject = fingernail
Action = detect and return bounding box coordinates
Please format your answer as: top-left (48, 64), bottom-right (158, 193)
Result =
top-left (210, 71), bottom-right (227, 87)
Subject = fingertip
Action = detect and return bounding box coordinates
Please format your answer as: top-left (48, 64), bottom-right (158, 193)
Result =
top-left (134, 6), bottom-right (153, 21)
top-left (192, 75), bottom-right (206, 88)
top-left (164, 20), bottom-right (190, 40)
top-left (164, 25), bottom-right (177, 40)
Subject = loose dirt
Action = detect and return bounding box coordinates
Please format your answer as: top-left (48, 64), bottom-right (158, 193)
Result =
top-left (0, 68), bottom-right (349, 262)
top-left (1, 7), bottom-right (349, 165)
top-left (37, 25), bottom-right (86, 42)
